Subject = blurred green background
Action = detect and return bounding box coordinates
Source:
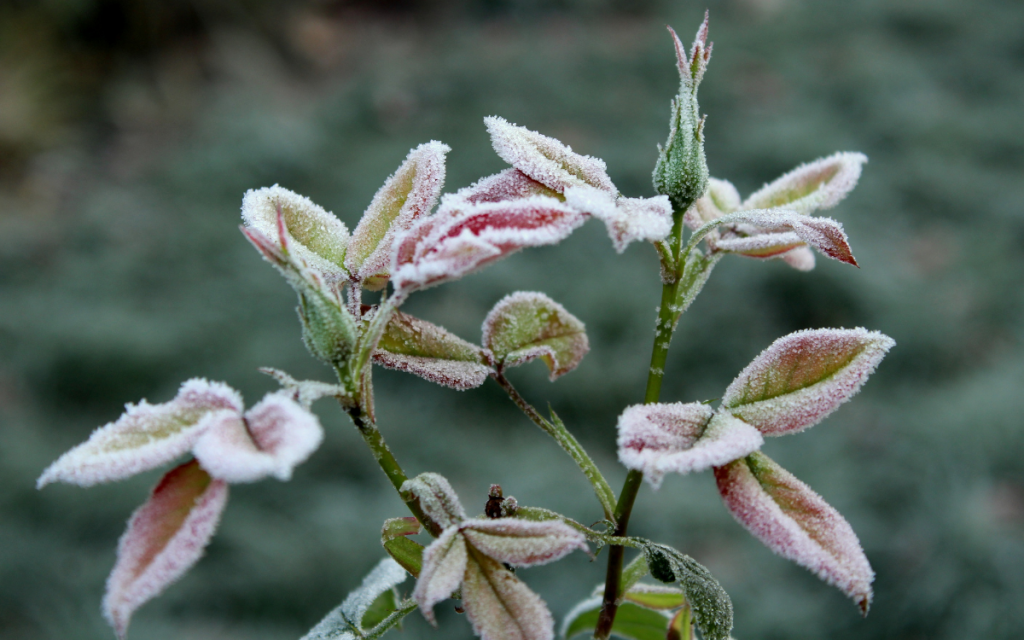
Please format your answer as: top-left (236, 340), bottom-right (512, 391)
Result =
top-left (2, 0), bottom-right (1022, 638)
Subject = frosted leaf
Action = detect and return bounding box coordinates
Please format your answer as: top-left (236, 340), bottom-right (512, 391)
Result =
top-left (241, 185), bottom-right (350, 282)
top-left (564, 186), bottom-right (673, 253)
top-left (382, 518), bottom-right (425, 578)
top-left (741, 152), bottom-right (868, 216)
top-left (400, 472), bottom-right (466, 530)
top-left (641, 542), bottom-right (733, 640)
top-left (38, 379), bottom-right (243, 488)
top-left (713, 232), bottom-right (805, 258)
top-left (302, 558), bottom-right (409, 640)
top-left (617, 404), bottom-right (763, 489)
top-left (562, 596), bottom-right (673, 640)
top-left (715, 209), bottom-right (858, 266)
top-left (780, 245), bottom-right (816, 271)
top-left (722, 328), bottom-right (894, 436)
top-left (670, 11), bottom-right (712, 88)
top-left (392, 197), bottom-right (585, 294)
top-left (462, 551), bottom-right (555, 640)
top-left (413, 527), bottom-right (468, 625)
top-left (453, 168), bottom-right (561, 205)
top-left (460, 518), bottom-right (587, 567)
top-left (259, 367), bottom-right (348, 408)
top-left (484, 116), bottom-right (615, 194)
top-left (346, 142), bottom-right (450, 289)
top-left (714, 452), bottom-right (874, 613)
top-left (622, 583), bottom-right (687, 610)
top-left (481, 292), bottom-right (589, 381)
top-left (373, 310), bottom-right (493, 390)
top-left (192, 393), bottom-right (323, 483)
top-left (684, 178), bottom-right (740, 231)
top-left (103, 459), bottom-right (228, 640)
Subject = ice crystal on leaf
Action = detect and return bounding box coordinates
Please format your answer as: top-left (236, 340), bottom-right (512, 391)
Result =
top-left (714, 452), bottom-right (874, 613)
top-left (400, 472), bottom-right (467, 531)
top-left (103, 459), bottom-right (228, 640)
top-left (482, 292), bottom-right (589, 380)
top-left (461, 551), bottom-right (555, 640)
top-left (373, 309), bottom-right (492, 390)
top-left (616, 403), bottom-right (763, 489)
top-left (742, 152), bottom-right (867, 215)
top-left (563, 186), bottom-right (673, 253)
top-left (454, 168), bottom-right (561, 205)
top-left (301, 558), bottom-right (409, 640)
top-left (722, 328), bottom-right (895, 436)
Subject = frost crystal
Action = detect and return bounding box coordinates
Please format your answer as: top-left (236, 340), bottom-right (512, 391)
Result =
top-left (302, 558), bottom-right (408, 640)
top-left (459, 518), bottom-right (588, 567)
top-left (103, 460), bottom-right (229, 640)
top-left (346, 142), bottom-right (450, 290)
top-left (482, 291), bottom-right (589, 381)
top-left (461, 552), bottom-right (555, 640)
top-left (563, 186), bottom-right (673, 253)
top-left (714, 452), bottom-right (874, 613)
top-left (722, 328), bottom-right (894, 436)
top-left (713, 209), bottom-right (858, 266)
top-left (741, 152), bottom-right (867, 215)
top-left (401, 472), bottom-right (467, 530)
top-left (616, 403), bottom-right (763, 489)
top-left (484, 116), bottom-right (615, 194)
top-left (453, 168), bottom-right (561, 205)
top-left (37, 379), bottom-right (243, 488)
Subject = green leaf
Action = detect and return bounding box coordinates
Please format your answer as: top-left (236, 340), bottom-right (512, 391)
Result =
top-left (482, 292), bottom-right (589, 381)
top-left (373, 310), bottom-right (492, 390)
top-left (382, 517), bottom-right (424, 578)
top-left (641, 543), bottom-right (733, 640)
top-left (562, 597), bottom-right (672, 640)
top-left (622, 585), bottom-right (687, 611)
top-left (301, 558), bottom-right (409, 640)
top-left (670, 248), bottom-right (721, 329)
top-left (665, 606), bottom-right (692, 640)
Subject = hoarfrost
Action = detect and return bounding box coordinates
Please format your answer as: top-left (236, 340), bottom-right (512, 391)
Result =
top-left (741, 152), bottom-right (867, 215)
top-left (259, 367), bottom-right (348, 408)
top-left (453, 168), bottom-right (561, 205)
top-left (374, 353), bottom-right (492, 390)
top-left (301, 558), bottom-right (408, 640)
top-left (401, 472), bottom-right (467, 529)
top-left (563, 186), bottom-right (673, 253)
top-left (714, 209), bottom-right (858, 266)
top-left (103, 460), bottom-right (228, 640)
top-left (461, 552), bottom-right (555, 640)
top-left (481, 291), bottom-right (589, 380)
top-left (413, 527), bottom-right (468, 625)
top-left (714, 452), bottom-right (874, 613)
top-left (459, 518), bottom-right (588, 567)
top-left (373, 310), bottom-right (492, 390)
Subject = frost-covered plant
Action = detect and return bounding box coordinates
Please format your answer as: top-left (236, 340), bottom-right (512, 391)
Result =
top-left (38, 13), bottom-right (894, 640)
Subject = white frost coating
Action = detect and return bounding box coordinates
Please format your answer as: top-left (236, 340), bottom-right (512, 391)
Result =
top-left (713, 231), bottom-right (805, 258)
top-left (716, 209), bottom-right (857, 266)
top-left (301, 558), bottom-right (408, 640)
top-left (462, 553), bottom-right (555, 640)
top-left (484, 116), bottom-right (615, 194)
top-left (259, 367), bottom-right (347, 409)
top-left (616, 403), bottom-right (763, 488)
top-left (460, 518), bottom-right (588, 567)
top-left (401, 472), bottom-right (467, 529)
top-left (453, 169), bottom-right (559, 205)
top-left (37, 379), bottom-right (244, 488)
top-left (741, 152), bottom-right (867, 215)
top-left (241, 185), bottom-right (350, 282)
top-left (372, 352), bottom-right (493, 390)
top-left (346, 142), bottom-right (450, 287)
top-left (103, 460), bottom-right (229, 639)
top-left (391, 196), bottom-right (585, 294)
top-left (193, 393), bottom-right (324, 483)
top-left (564, 186), bottom-right (673, 253)
top-left (723, 328), bottom-right (895, 436)
top-left (684, 177), bottom-right (740, 232)
top-left (714, 453), bottom-right (874, 613)
top-left (413, 527), bottom-right (469, 625)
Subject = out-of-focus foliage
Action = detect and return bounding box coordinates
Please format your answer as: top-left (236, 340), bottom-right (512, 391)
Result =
top-left (3, 1), bottom-right (1023, 639)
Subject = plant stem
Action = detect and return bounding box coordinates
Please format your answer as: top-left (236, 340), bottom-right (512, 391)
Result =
top-left (493, 371), bottom-right (618, 522)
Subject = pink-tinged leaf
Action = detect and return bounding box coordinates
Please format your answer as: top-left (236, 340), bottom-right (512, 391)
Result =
top-left (192, 393), bottom-right (323, 483)
top-left (714, 452), bottom-right (873, 613)
top-left (564, 186), bottom-right (672, 253)
top-left (722, 328), bottom-right (895, 436)
top-left (103, 459), bottom-right (229, 639)
top-left (741, 152), bottom-right (867, 215)
top-left (241, 185), bottom-right (350, 282)
top-left (38, 379), bottom-right (243, 488)
top-left (391, 197), bottom-right (585, 294)
top-left (482, 292), bottom-right (589, 381)
top-left (684, 178), bottom-right (740, 231)
top-left (484, 116), bottom-right (616, 194)
top-left (616, 403), bottom-right (763, 489)
top-left (460, 518), bottom-right (587, 567)
top-left (345, 142), bottom-right (450, 289)
top-left (373, 310), bottom-right (492, 390)
top-left (400, 472), bottom-right (466, 531)
top-left (716, 209), bottom-right (858, 266)
top-left (413, 527), bottom-right (468, 625)
top-left (453, 169), bottom-right (561, 205)
top-left (713, 232), bottom-right (805, 258)
top-left (462, 550), bottom-right (555, 640)
top-left (780, 245), bottom-right (816, 272)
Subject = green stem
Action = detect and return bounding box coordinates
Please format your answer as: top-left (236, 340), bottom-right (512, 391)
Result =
top-left (493, 372), bottom-right (618, 522)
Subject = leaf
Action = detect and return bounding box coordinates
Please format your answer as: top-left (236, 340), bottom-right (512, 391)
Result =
top-left (484, 116), bottom-right (616, 194)
top-left (462, 550), bottom-right (555, 640)
top-left (241, 185), bottom-right (351, 282)
top-left (562, 596), bottom-right (672, 640)
top-left (669, 248), bottom-right (721, 327)
top-left (617, 403), bottom-right (763, 489)
top-left (622, 584), bottom-right (687, 611)
top-left (373, 310), bottom-right (493, 390)
top-left (482, 292), bottom-right (589, 380)
top-left (413, 527), bottom-right (468, 625)
top-left (665, 605), bottom-right (693, 640)
top-left (400, 472), bottom-right (466, 530)
top-left (259, 367), bottom-right (349, 408)
top-left (301, 558), bottom-right (409, 640)
top-left (641, 543), bottom-right (733, 640)
top-left (103, 459), bottom-right (228, 639)
top-left (192, 393), bottom-right (323, 483)
top-left (37, 379), bottom-right (243, 488)
top-left (683, 178), bottom-right (740, 231)
top-left (460, 518), bottom-right (588, 567)
top-left (721, 328), bottom-right (895, 436)
top-left (714, 452), bottom-right (874, 613)
top-left (391, 197), bottom-right (586, 295)
top-left (740, 152), bottom-right (867, 216)
top-left (346, 142), bottom-right (450, 289)
top-left (453, 168), bottom-right (561, 205)
top-left (712, 209), bottom-right (858, 266)
top-left (382, 517), bottom-right (425, 578)
top-left (563, 186), bottom-right (673, 253)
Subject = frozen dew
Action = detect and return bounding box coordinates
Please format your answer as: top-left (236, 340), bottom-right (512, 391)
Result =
top-left (564, 186), bottom-right (673, 253)
top-left (459, 518), bottom-right (588, 567)
top-left (714, 452), bottom-right (874, 613)
top-left (741, 152), bottom-right (868, 215)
